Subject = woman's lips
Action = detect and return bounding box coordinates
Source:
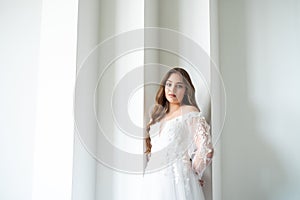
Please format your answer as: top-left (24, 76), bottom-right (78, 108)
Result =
top-left (169, 94), bottom-right (176, 98)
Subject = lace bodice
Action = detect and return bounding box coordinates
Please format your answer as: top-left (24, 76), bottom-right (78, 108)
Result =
top-left (145, 111), bottom-right (213, 180)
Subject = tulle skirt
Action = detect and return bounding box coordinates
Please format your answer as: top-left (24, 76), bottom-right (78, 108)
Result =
top-left (141, 160), bottom-right (205, 200)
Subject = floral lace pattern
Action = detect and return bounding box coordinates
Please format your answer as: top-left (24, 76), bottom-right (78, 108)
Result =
top-left (146, 111), bottom-right (213, 178)
top-left (185, 112), bottom-right (213, 179)
top-left (143, 111), bottom-right (212, 200)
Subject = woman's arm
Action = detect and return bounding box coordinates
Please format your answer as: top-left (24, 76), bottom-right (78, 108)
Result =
top-left (187, 113), bottom-right (214, 180)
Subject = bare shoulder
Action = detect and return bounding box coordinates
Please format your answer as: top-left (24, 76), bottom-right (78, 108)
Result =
top-left (181, 105), bottom-right (200, 113)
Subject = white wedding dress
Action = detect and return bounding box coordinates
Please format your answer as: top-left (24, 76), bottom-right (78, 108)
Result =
top-left (141, 111), bottom-right (213, 200)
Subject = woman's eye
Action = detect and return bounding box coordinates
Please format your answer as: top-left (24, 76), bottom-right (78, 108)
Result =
top-left (176, 85), bottom-right (183, 88)
top-left (166, 83), bottom-right (172, 87)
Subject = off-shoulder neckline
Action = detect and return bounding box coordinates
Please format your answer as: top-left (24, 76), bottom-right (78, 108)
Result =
top-left (157, 111), bottom-right (201, 124)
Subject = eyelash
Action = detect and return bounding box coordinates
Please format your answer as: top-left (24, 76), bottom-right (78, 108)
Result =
top-left (165, 83), bottom-right (184, 88)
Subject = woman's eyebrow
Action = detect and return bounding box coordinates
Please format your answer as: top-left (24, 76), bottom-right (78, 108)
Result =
top-left (166, 79), bottom-right (184, 84)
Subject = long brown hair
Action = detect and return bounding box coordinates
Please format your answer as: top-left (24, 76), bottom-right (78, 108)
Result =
top-left (144, 67), bottom-right (200, 154)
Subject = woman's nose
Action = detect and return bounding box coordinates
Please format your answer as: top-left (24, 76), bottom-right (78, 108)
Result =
top-left (170, 86), bottom-right (176, 93)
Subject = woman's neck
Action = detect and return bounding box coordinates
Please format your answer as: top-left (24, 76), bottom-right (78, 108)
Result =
top-left (168, 104), bottom-right (181, 114)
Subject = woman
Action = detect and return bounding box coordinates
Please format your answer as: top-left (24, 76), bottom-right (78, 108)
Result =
top-left (142, 67), bottom-right (214, 200)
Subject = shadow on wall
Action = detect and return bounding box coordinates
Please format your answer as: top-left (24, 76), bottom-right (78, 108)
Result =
top-left (219, 0), bottom-right (287, 200)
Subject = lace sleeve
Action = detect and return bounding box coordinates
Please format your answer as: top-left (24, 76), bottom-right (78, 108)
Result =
top-left (186, 112), bottom-right (213, 180)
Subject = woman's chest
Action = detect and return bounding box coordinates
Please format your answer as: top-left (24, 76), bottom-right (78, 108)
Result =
top-left (149, 120), bottom-right (186, 152)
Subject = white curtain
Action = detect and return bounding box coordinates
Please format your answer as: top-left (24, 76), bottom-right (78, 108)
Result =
top-left (73, 0), bottom-right (220, 200)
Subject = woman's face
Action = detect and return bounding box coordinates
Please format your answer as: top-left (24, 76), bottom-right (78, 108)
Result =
top-left (164, 73), bottom-right (186, 104)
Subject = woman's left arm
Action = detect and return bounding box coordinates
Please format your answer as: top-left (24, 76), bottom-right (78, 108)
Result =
top-left (187, 114), bottom-right (214, 180)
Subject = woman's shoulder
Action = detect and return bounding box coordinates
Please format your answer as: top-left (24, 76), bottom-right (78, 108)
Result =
top-left (179, 105), bottom-right (202, 122)
top-left (181, 105), bottom-right (200, 114)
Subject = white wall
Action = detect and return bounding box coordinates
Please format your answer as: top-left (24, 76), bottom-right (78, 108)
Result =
top-left (0, 1), bottom-right (42, 199)
top-left (31, 0), bottom-right (78, 199)
top-left (219, 0), bottom-right (300, 199)
top-left (210, 0), bottom-right (223, 199)
top-left (74, 0), bottom-right (145, 200)
top-left (0, 1), bottom-right (78, 200)
top-left (72, 1), bottom-right (99, 200)
top-left (95, 1), bottom-right (144, 199)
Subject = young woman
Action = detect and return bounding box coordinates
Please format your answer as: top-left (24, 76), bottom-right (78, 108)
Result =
top-left (142, 67), bottom-right (214, 200)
